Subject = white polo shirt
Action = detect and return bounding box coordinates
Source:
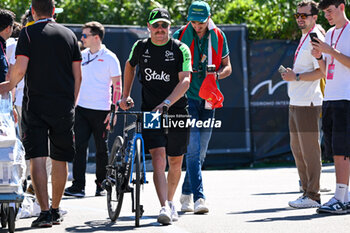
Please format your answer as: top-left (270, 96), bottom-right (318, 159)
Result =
top-left (323, 24), bottom-right (350, 101)
top-left (6, 38), bottom-right (16, 65)
top-left (78, 44), bottom-right (121, 110)
top-left (289, 27), bottom-right (324, 106)
top-left (6, 38), bottom-right (25, 107)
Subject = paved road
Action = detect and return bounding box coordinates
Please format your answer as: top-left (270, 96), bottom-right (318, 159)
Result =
top-left (4, 165), bottom-right (350, 233)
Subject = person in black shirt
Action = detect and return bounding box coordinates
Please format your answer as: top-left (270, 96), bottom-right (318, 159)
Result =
top-left (120, 8), bottom-right (192, 225)
top-left (0, 0), bottom-right (82, 228)
top-left (0, 9), bottom-right (15, 83)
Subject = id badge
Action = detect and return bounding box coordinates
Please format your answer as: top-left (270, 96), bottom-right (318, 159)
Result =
top-left (327, 64), bottom-right (335, 80)
top-left (204, 100), bottom-right (213, 110)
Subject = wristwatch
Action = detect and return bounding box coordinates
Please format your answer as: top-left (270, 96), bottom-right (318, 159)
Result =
top-left (163, 99), bottom-right (171, 106)
top-left (216, 73), bottom-right (220, 80)
top-left (295, 73), bottom-right (300, 81)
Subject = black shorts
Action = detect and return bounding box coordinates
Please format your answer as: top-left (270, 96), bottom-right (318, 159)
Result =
top-left (322, 100), bottom-right (350, 157)
top-left (142, 108), bottom-right (190, 156)
top-left (22, 108), bottom-right (75, 162)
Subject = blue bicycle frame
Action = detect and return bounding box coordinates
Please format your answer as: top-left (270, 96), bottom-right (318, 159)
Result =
top-left (129, 133), bottom-right (147, 184)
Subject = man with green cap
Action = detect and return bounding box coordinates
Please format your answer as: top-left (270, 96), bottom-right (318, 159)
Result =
top-left (173, 1), bottom-right (232, 214)
top-left (120, 8), bottom-right (192, 224)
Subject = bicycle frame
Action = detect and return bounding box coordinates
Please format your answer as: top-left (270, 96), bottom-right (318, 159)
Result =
top-left (113, 106), bottom-right (169, 186)
top-left (106, 104), bottom-right (169, 226)
top-left (117, 111), bottom-right (148, 185)
top-left (129, 133), bottom-right (147, 184)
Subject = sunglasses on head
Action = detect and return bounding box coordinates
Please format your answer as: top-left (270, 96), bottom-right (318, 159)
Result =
top-left (82, 33), bottom-right (94, 39)
top-left (293, 13), bottom-right (313, 19)
top-left (151, 22), bottom-right (169, 29)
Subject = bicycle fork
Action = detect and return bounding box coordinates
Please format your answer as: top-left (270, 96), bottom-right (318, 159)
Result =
top-left (129, 134), bottom-right (147, 216)
top-left (129, 134), bottom-right (148, 185)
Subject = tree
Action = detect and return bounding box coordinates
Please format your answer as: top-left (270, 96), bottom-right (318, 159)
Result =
top-left (0, 0), bottom-right (31, 21)
top-left (2, 0), bottom-right (350, 40)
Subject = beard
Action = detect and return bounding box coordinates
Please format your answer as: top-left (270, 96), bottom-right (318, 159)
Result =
top-left (298, 24), bottom-right (306, 29)
top-left (155, 31), bottom-right (165, 35)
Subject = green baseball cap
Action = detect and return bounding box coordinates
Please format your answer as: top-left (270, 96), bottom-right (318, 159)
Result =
top-left (148, 8), bottom-right (171, 25)
top-left (187, 1), bottom-right (211, 23)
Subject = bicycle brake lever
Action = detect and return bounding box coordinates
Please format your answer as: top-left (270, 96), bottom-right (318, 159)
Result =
top-left (109, 104), bottom-right (116, 133)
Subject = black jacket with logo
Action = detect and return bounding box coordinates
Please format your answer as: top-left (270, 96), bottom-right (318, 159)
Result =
top-left (128, 38), bottom-right (191, 111)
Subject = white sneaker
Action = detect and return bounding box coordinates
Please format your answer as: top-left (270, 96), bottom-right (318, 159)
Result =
top-left (180, 194), bottom-right (194, 212)
top-left (67, 172), bottom-right (73, 181)
top-left (289, 196), bottom-right (321, 208)
top-left (59, 209), bottom-right (68, 216)
top-left (170, 204), bottom-right (178, 222)
top-left (288, 195), bottom-right (304, 207)
top-left (157, 206), bottom-right (171, 225)
top-left (194, 198), bottom-right (209, 214)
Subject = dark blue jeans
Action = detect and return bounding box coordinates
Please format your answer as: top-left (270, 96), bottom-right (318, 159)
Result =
top-left (182, 98), bottom-right (214, 202)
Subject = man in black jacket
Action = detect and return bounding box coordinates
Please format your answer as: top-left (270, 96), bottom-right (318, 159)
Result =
top-left (0, 0), bottom-right (82, 228)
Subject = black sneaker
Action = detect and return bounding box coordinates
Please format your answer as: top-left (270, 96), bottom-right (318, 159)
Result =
top-left (95, 183), bottom-right (107, 196)
top-left (317, 197), bottom-right (347, 214)
top-left (64, 185), bottom-right (85, 197)
top-left (345, 201), bottom-right (350, 213)
top-left (50, 207), bottom-right (63, 225)
top-left (31, 211), bottom-right (52, 228)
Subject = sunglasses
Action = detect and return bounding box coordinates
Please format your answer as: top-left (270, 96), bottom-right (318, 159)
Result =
top-left (151, 22), bottom-right (169, 29)
top-left (293, 13), bottom-right (313, 19)
top-left (81, 33), bottom-right (94, 39)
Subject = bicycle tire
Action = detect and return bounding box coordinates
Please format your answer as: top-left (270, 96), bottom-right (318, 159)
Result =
top-left (1, 204), bottom-right (8, 228)
top-left (107, 136), bottom-right (125, 222)
top-left (135, 138), bottom-right (141, 227)
top-left (8, 206), bottom-right (15, 233)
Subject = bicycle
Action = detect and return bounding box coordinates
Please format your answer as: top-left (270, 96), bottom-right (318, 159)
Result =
top-left (103, 103), bottom-right (168, 227)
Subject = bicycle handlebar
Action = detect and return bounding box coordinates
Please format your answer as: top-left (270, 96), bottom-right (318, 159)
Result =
top-left (114, 100), bottom-right (143, 116)
top-left (113, 100), bottom-right (169, 134)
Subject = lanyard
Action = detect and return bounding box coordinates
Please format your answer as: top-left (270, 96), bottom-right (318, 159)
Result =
top-left (82, 49), bottom-right (104, 66)
top-left (193, 31), bottom-right (209, 74)
top-left (0, 42), bottom-right (9, 67)
top-left (330, 21), bottom-right (349, 64)
top-left (35, 18), bottom-right (54, 24)
top-left (293, 25), bottom-right (315, 65)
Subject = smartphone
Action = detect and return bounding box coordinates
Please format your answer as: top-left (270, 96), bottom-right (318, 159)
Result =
top-left (278, 65), bottom-right (287, 74)
top-left (309, 32), bottom-right (319, 43)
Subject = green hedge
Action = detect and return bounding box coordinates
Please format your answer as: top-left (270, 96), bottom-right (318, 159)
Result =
top-left (1, 0), bottom-right (349, 40)
top-left (214, 0), bottom-right (347, 40)
top-left (0, 0), bottom-right (226, 26)
top-left (214, 0), bottom-right (299, 40)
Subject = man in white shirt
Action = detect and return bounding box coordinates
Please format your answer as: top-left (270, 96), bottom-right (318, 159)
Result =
top-left (281, 0), bottom-right (325, 209)
top-left (6, 23), bottom-right (23, 133)
top-left (64, 21), bottom-right (122, 198)
top-left (311, 0), bottom-right (350, 214)
top-left (0, 9), bottom-right (14, 83)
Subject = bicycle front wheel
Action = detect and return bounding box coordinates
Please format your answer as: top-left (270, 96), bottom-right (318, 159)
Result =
top-left (135, 138), bottom-right (142, 227)
top-left (107, 136), bottom-right (125, 222)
